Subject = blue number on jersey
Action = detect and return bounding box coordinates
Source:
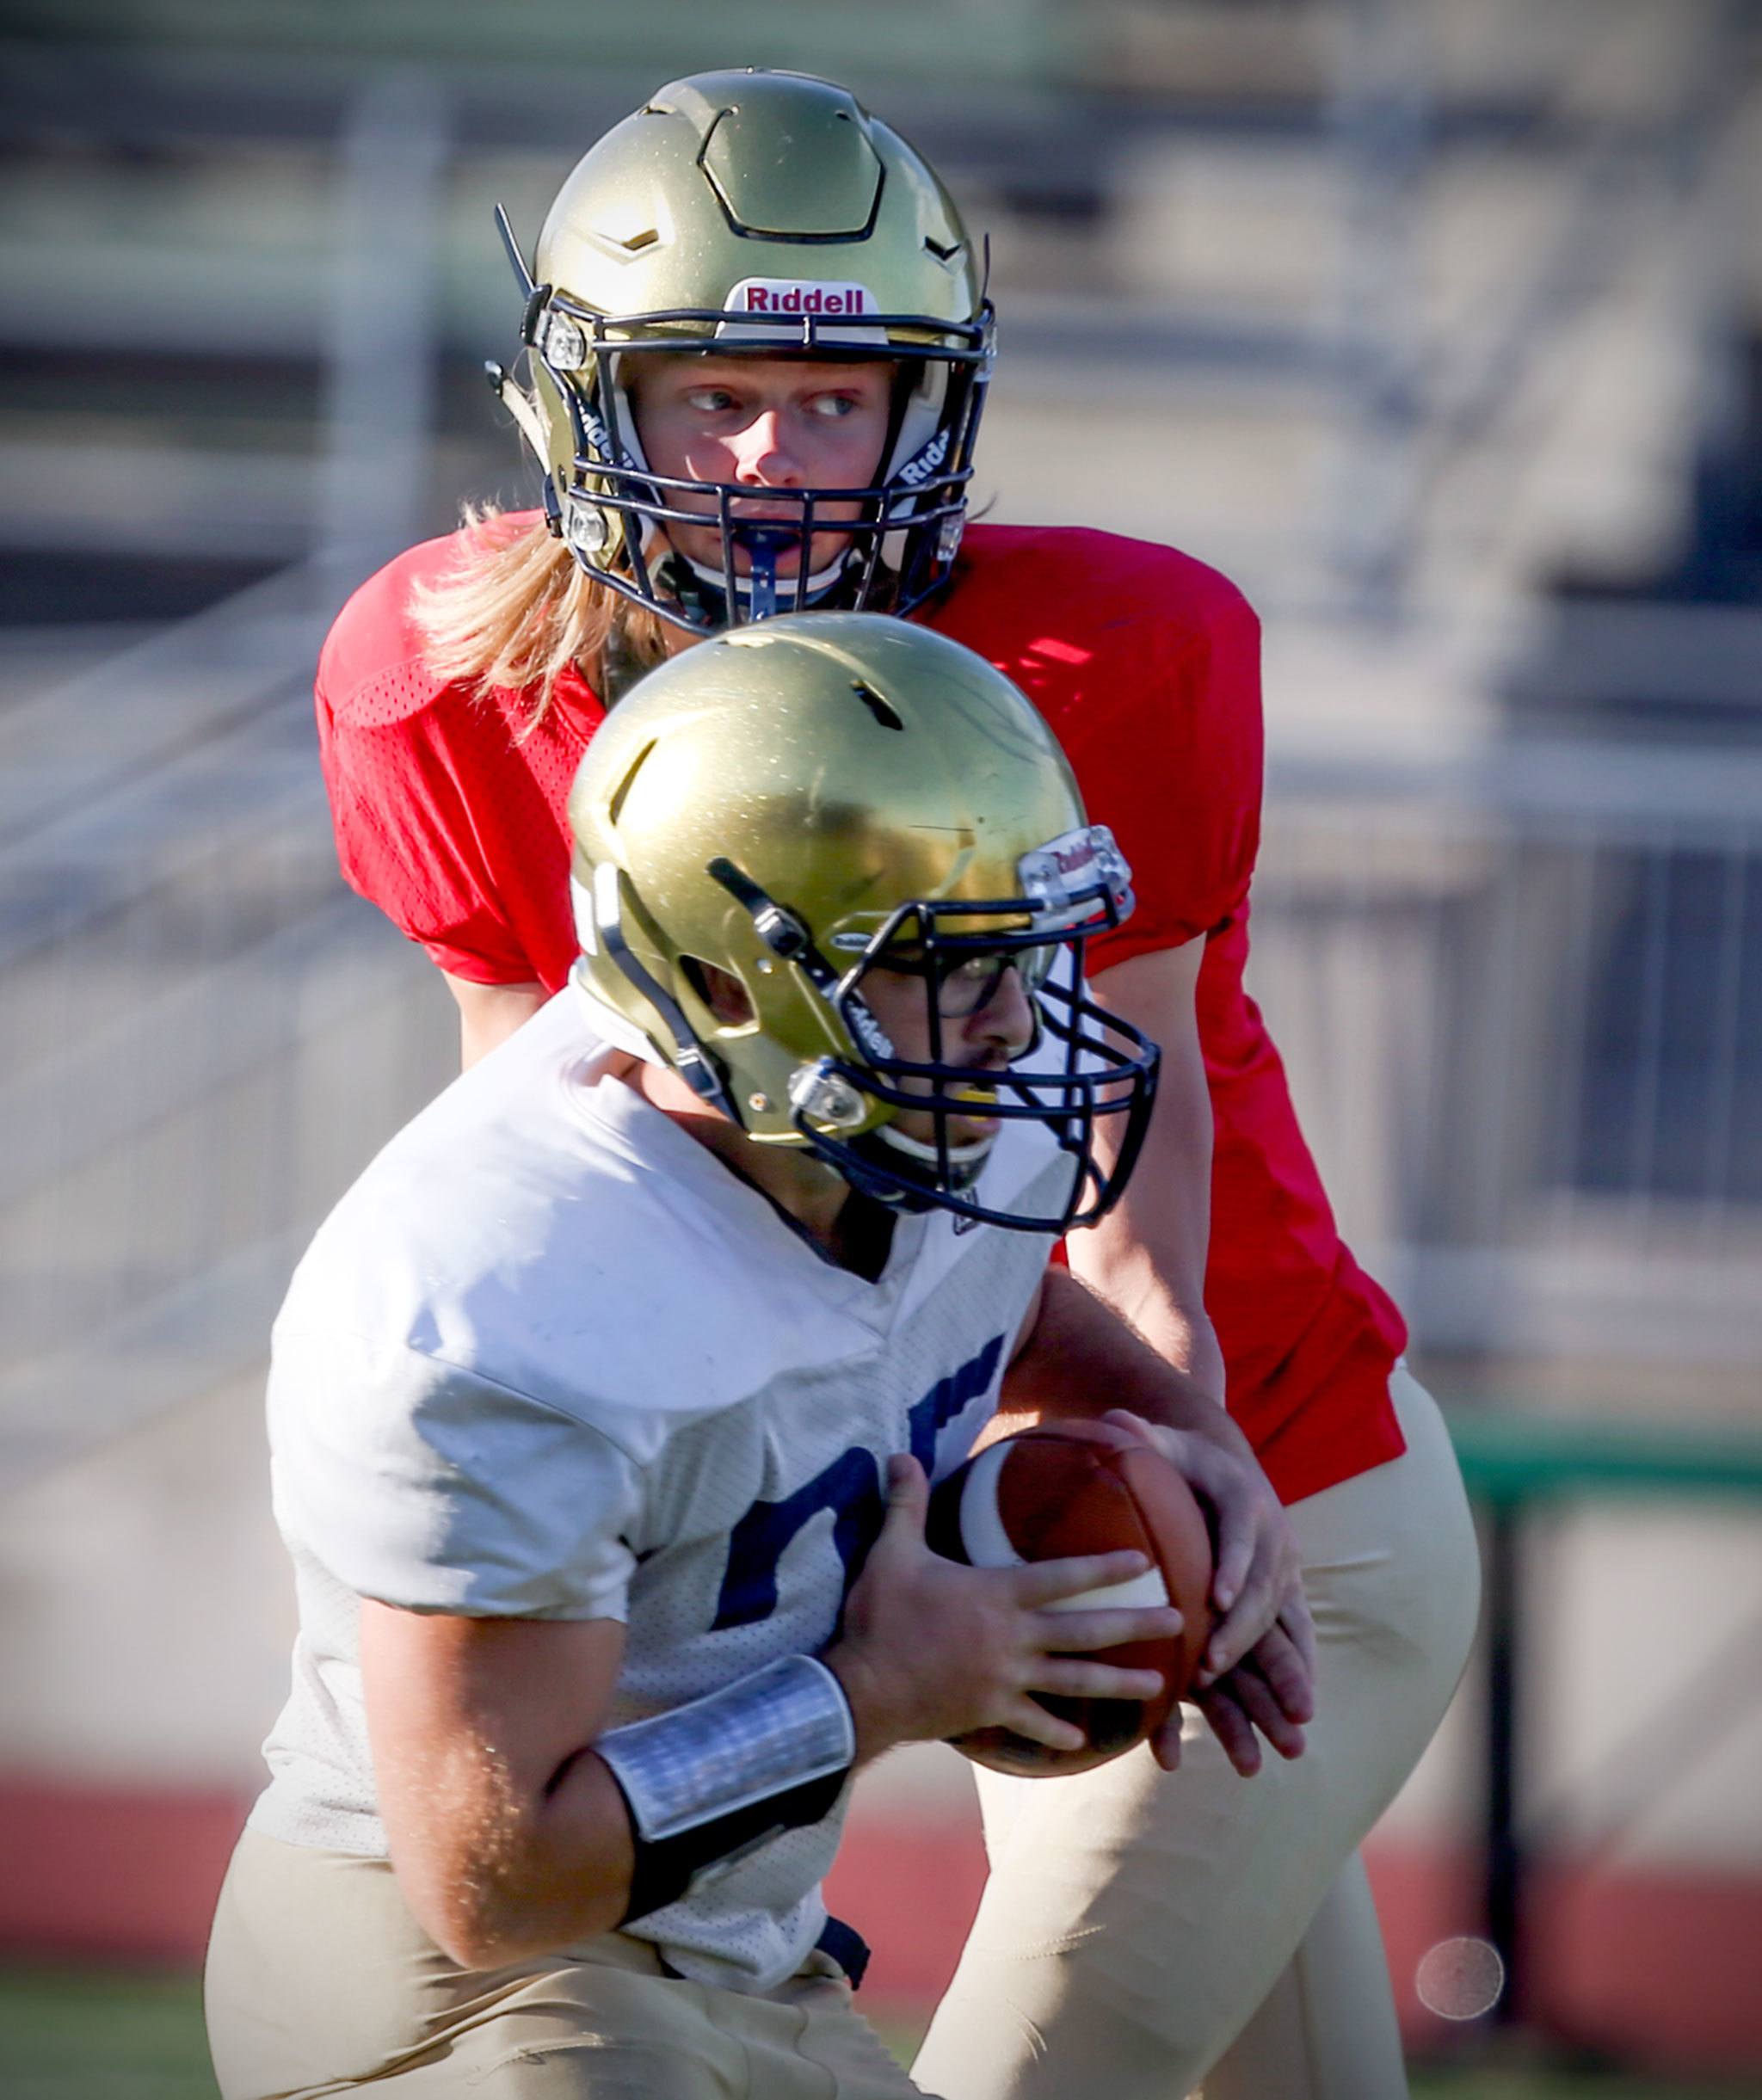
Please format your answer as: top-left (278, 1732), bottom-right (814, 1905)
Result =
top-left (712, 1332), bottom-right (1005, 1630)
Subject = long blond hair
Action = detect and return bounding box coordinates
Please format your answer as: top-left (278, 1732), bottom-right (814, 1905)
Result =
top-left (410, 506), bottom-right (671, 729)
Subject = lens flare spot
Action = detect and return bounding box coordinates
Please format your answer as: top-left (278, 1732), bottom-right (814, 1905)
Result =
top-left (1415, 1937), bottom-right (1505, 2021)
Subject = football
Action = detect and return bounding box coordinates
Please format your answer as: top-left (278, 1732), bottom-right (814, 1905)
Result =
top-left (927, 1417), bottom-right (1216, 1776)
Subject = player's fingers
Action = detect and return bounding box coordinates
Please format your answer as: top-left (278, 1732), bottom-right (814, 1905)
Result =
top-left (1192, 1685), bottom-right (1264, 1777)
top-left (1280, 1585), bottom-right (1319, 1686)
top-left (1199, 1558), bottom-right (1282, 1683)
top-left (876, 1454), bottom-right (928, 1549)
top-left (1007, 1547), bottom-right (1150, 1608)
top-left (1102, 1407), bottom-right (1160, 1449)
top-left (1026, 1657), bottom-right (1167, 1703)
top-left (1100, 1413), bottom-right (1263, 1613)
top-left (1216, 1661), bottom-right (1308, 1759)
top-left (1204, 1479), bottom-right (1260, 1619)
top-left (1028, 1603), bottom-right (1183, 1654)
top-left (1142, 1427), bottom-right (1256, 1611)
top-left (1250, 1620), bottom-right (1315, 1725)
top-left (1149, 1708), bottom-right (1185, 1772)
top-left (996, 1696), bottom-right (1087, 1754)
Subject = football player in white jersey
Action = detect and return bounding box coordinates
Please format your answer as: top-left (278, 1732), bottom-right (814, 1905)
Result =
top-left (206, 616), bottom-right (1289, 2100)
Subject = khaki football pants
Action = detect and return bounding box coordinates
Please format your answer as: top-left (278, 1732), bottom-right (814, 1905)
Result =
top-left (206, 1832), bottom-right (931, 2099)
top-left (910, 1366), bottom-right (1481, 2100)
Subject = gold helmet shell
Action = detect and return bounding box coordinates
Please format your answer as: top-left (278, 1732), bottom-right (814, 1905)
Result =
top-left (496, 71), bottom-right (993, 631)
top-left (566, 614), bottom-right (1159, 1230)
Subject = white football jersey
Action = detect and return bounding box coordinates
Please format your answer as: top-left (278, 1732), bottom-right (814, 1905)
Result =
top-left (250, 990), bottom-right (1069, 1992)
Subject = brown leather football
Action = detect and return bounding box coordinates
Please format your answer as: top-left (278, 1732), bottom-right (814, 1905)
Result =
top-left (927, 1417), bottom-right (1216, 1776)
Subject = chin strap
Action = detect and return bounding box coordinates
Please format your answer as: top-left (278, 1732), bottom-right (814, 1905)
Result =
top-left (739, 527), bottom-right (783, 621)
top-left (666, 540), bottom-right (861, 629)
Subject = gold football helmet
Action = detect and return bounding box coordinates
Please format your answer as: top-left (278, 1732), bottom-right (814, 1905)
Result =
top-left (490, 70), bottom-right (992, 634)
top-left (566, 615), bottom-right (1159, 1230)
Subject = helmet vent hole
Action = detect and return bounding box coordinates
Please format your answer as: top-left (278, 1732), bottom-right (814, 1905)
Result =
top-left (619, 227), bottom-right (661, 252)
top-left (850, 680), bottom-right (903, 731)
top-left (924, 235), bottom-right (960, 262)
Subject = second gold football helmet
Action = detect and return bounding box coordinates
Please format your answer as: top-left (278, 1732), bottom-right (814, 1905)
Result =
top-left (566, 615), bottom-right (1159, 1230)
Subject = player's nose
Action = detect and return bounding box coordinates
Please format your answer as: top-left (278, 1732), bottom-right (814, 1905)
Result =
top-left (969, 963), bottom-right (1036, 1055)
top-left (731, 410), bottom-right (804, 487)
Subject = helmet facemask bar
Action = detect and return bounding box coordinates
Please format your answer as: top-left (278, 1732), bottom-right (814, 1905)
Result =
top-left (527, 293), bottom-right (993, 635)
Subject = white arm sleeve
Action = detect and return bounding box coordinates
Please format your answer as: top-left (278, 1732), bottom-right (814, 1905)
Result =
top-left (268, 1322), bottom-right (640, 1620)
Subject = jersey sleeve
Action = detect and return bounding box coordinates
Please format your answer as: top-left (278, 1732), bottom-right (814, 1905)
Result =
top-left (315, 657), bottom-right (539, 988)
top-left (268, 1322), bottom-right (640, 1621)
top-left (1082, 578), bottom-right (1264, 968)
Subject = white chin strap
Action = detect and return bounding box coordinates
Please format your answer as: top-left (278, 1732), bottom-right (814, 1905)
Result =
top-left (876, 1123), bottom-right (996, 1171)
top-left (678, 545), bottom-right (852, 607)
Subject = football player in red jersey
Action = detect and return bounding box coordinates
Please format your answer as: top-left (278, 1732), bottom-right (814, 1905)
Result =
top-left (312, 69), bottom-right (1480, 2100)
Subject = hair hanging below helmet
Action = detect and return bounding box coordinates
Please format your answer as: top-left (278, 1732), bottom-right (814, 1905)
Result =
top-left (566, 615), bottom-right (1160, 1232)
top-left (488, 71), bottom-right (994, 637)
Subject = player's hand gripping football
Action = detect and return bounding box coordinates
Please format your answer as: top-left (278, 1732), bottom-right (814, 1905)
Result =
top-left (1105, 1410), bottom-right (1315, 1777)
top-left (823, 1455), bottom-right (1185, 1766)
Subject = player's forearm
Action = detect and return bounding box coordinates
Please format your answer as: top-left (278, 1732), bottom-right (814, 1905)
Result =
top-left (1067, 1235), bottom-right (1228, 1408)
top-left (996, 1266), bottom-right (1246, 1464)
top-left (1065, 1047), bottom-right (1226, 1404)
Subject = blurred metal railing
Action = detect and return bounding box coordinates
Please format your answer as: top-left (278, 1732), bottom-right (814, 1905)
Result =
top-left (0, 65), bottom-right (461, 1491)
top-left (0, 567), bottom-right (457, 1492)
top-left (1254, 733), bottom-right (1762, 1370)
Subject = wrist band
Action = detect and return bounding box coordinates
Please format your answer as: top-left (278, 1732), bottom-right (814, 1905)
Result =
top-left (597, 1654), bottom-right (856, 1924)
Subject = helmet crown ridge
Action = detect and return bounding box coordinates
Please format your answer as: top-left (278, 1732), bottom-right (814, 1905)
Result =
top-left (536, 69), bottom-right (970, 302)
top-left (662, 71), bottom-right (882, 237)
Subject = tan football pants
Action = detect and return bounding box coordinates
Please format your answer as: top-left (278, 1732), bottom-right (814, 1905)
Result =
top-left (206, 1833), bottom-right (927, 2097)
top-left (910, 1364), bottom-right (1482, 2100)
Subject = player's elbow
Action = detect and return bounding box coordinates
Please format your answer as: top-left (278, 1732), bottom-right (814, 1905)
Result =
top-left (428, 1910), bottom-right (510, 1973)
top-left (389, 1854), bottom-right (510, 1970)
top-left (419, 1872), bottom-right (626, 1972)
top-left (430, 1910), bottom-right (533, 1972)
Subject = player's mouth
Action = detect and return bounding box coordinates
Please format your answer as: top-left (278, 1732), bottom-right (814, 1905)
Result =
top-left (665, 518), bottom-right (855, 580)
top-left (946, 1068), bottom-right (1006, 1135)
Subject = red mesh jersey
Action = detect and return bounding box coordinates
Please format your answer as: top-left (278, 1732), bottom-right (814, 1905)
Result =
top-left (316, 520), bottom-right (1407, 1503)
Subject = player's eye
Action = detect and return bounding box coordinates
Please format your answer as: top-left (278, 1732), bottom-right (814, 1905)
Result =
top-left (935, 953), bottom-right (1021, 1018)
top-left (683, 387), bottom-right (740, 415)
top-left (807, 392), bottom-right (861, 419)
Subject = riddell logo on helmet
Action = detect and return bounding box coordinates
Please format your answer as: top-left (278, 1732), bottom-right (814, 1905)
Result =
top-left (729, 278), bottom-right (878, 317)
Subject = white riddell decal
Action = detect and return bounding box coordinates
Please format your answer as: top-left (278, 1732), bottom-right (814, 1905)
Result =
top-left (728, 278), bottom-right (878, 317)
top-left (896, 429), bottom-right (952, 487)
